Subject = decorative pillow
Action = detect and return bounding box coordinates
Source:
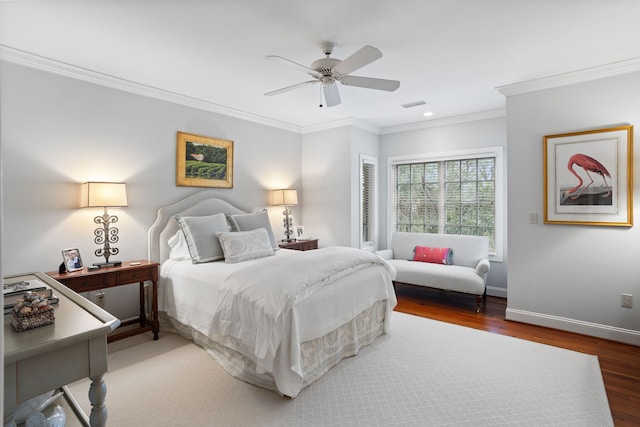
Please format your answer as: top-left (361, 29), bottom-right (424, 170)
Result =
top-left (412, 246), bottom-right (453, 265)
top-left (167, 230), bottom-right (191, 261)
top-left (217, 228), bottom-right (275, 263)
top-left (227, 210), bottom-right (279, 250)
top-left (175, 213), bottom-right (230, 263)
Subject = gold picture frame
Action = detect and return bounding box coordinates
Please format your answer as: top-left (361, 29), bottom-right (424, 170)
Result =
top-left (176, 131), bottom-right (233, 188)
top-left (543, 125), bottom-right (633, 226)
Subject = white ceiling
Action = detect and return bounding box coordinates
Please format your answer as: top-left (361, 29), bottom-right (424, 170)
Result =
top-left (2, 0), bottom-right (640, 133)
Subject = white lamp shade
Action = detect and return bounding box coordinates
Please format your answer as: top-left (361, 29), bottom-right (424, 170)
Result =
top-left (272, 189), bottom-right (298, 206)
top-left (81, 182), bottom-right (128, 208)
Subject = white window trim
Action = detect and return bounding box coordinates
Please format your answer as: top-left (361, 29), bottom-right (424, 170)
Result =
top-left (360, 154), bottom-right (378, 251)
top-left (386, 146), bottom-right (504, 262)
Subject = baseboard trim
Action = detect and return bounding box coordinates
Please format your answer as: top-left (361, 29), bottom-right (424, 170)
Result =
top-left (506, 308), bottom-right (640, 347)
top-left (486, 286), bottom-right (507, 299)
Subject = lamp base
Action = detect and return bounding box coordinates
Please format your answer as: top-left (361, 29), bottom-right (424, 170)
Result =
top-left (92, 261), bottom-right (122, 269)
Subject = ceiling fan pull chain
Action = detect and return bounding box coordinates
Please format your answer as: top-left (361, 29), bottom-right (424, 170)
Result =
top-left (319, 85), bottom-right (323, 108)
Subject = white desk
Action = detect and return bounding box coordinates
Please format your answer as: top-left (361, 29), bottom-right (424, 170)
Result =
top-left (4, 273), bottom-right (120, 426)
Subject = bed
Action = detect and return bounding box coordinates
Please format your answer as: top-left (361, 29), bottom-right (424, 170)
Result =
top-left (147, 190), bottom-right (397, 398)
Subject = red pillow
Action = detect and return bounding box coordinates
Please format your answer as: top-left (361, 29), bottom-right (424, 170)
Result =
top-left (412, 246), bottom-right (453, 265)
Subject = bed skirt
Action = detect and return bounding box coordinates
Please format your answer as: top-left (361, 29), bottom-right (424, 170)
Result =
top-left (159, 299), bottom-right (387, 397)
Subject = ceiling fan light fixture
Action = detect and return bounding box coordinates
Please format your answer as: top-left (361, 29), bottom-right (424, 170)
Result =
top-left (265, 43), bottom-right (400, 107)
top-left (321, 76), bottom-right (335, 86)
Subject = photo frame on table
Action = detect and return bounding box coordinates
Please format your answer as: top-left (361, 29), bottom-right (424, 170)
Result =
top-left (62, 248), bottom-right (83, 272)
top-left (543, 125), bottom-right (633, 226)
top-left (294, 225), bottom-right (305, 240)
top-left (176, 131), bottom-right (234, 188)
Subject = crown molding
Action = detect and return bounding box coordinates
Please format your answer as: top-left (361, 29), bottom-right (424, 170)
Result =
top-left (497, 57), bottom-right (640, 97)
top-left (1, 44), bottom-right (511, 137)
top-left (0, 44), bottom-right (303, 134)
top-left (300, 117), bottom-right (381, 135)
top-left (380, 109), bottom-right (506, 135)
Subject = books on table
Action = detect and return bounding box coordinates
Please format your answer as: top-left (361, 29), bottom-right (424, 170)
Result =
top-left (4, 279), bottom-right (59, 314)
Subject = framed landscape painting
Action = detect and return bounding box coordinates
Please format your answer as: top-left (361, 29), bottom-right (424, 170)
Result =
top-left (176, 131), bottom-right (233, 188)
top-left (543, 125), bottom-right (633, 226)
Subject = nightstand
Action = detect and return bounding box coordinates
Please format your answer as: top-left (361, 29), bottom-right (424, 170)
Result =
top-left (278, 239), bottom-right (319, 251)
top-left (46, 260), bottom-right (159, 342)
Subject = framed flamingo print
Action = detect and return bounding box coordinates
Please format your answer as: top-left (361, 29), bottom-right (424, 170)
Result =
top-left (543, 125), bottom-right (633, 226)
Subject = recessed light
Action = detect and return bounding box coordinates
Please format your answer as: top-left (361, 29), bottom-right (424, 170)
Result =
top-left (423, 112), bottom-right (433, 117)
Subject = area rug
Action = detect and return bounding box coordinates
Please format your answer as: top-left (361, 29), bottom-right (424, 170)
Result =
top-left (68, 312), bottom-right (612, 426)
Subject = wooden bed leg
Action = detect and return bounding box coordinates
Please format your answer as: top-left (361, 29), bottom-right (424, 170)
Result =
top-left (475, 295), bottom-right (482, 313)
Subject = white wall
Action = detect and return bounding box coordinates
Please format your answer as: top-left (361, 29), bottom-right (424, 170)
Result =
top-left (505, 71), bottom-right (640, 345)
top-left (378, 117), bottom-right (508, 294)
top-left (300, 126), bottom-right (379, 249)
top-left (1, 62), bottom-right (301, 318)
top-left (300, 127), bottom-right (351, 247)
top-left (0, 84), bottom-right (4, 417)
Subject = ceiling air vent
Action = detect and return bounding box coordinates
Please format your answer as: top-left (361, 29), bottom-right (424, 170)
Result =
top-left (400, 100), bottom-right (427, 109)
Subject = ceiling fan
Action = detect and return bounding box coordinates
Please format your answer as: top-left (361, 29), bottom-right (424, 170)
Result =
top-left (264, 42), bottom-right (400, 107)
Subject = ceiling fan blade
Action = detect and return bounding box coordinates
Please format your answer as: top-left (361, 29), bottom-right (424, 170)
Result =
top-left (341, 75), bottom-right (400, 92)
top-left (323, 84), bottom-right (341, 107)
top-left (265, 80), bottom-right (318, 96)
top-left (265, 55), bottom-right (322, 79)
top-left (332, 45), bottom-right (383, 76)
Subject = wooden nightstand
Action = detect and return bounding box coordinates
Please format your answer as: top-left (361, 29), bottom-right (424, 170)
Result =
top-left (47, 260), bottom-right (159, 342)
top-left (278, 239), bottom-right (319, 251)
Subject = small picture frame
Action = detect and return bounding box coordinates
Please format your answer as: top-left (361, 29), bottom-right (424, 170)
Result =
top-left (294, 225), bottom-right (305, 240)
top-left (62, 248), bottom-right (83, 272)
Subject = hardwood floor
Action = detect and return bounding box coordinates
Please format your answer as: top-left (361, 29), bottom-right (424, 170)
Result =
top-left (393, 283), bottom-right (640, 427)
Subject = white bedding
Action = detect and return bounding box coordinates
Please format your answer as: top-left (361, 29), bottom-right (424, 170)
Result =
top-left (213, 247), bottom-right (395, 360)
top-left (159, 247), bottom-right (397, 397)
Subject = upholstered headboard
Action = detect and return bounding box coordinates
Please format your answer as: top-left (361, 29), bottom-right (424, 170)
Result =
top-left (147, 190), bottom-right (251, 264)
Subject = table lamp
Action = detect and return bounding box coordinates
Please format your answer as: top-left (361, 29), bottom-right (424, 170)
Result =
top-left (272, 189), bottom-right (298, 242)
top-left (81, 182), bottom-right (128, 266)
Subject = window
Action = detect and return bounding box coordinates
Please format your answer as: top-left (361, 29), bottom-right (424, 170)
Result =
top-left (360, 154), bottom-right (377, 250)
top-left (390, 148), bottom-right (502, 258)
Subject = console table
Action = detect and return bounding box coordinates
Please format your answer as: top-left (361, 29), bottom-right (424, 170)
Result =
top-left (4, 272), bottom-right (120, 427)
top-left (46, 260), bottom-right (159, 342)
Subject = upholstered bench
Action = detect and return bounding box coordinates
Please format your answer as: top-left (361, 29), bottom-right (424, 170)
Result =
top-left (375, 232), bottom-right (490, 312)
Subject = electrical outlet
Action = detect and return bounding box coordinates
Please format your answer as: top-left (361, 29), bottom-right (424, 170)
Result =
top-left (621, 293), bottom-right (633, 308)
top-left (96, 290), bottom-right (106, 309)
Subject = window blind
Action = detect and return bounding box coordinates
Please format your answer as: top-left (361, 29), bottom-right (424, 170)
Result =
top-left (361, 157), bottom-right (376, 248)
top-left (392, 156), bottom-right (496, 252)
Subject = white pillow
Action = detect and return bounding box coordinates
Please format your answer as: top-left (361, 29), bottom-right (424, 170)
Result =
top-left (217, 228), bottom-right (275, 263)
top-left (167, 230), bottom-right (191, 261)
top-left (227, 210), bottom-right (279, 250)
top-left (175, 213), bottom-right (230, 263)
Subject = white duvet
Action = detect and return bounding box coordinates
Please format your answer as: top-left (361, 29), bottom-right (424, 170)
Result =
top-left (159, 246), bottom-right (397, 396)
top-left (212, 246), bottom-right (396, 364)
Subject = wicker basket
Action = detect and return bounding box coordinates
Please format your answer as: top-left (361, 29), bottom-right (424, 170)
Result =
top-left (11, 307), bottom-right (55, 332)
top-left (10, 293), bottom-right (55, 332)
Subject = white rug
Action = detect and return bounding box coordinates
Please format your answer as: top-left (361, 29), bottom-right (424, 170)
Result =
top-left (68, 312), bottom-right (612, 426)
